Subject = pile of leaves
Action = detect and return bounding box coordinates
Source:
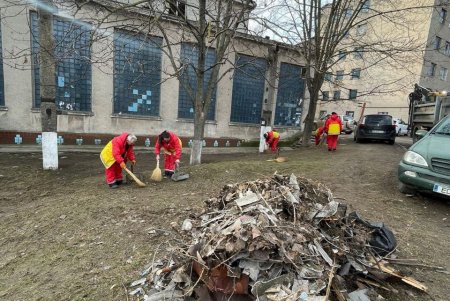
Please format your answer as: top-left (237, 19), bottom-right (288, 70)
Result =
top-left (129, 174), bottom-right (426, 301)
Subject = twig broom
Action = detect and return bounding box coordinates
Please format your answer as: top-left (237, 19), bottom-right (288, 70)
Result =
top-left (150, 159), bottom-right (162, 182)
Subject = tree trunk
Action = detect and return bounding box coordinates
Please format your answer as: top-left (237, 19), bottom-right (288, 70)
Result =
top-left (190, 111), bottom-right (206, 165)
top-left (39, 0), bottom-right (58, 170)
top-left (301, 85), bottom-right (320, 147)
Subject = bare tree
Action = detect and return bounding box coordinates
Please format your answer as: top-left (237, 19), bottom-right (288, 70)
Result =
top-left (68, 0), bottom-right (258, 165)
top-left (251, 0), bottom-right (438, 145)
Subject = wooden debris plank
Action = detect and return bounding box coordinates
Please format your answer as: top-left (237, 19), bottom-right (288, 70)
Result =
top-left (357, 277), bottom-right (391, 291)
top-left (374, 262), bottom-right (428, 292)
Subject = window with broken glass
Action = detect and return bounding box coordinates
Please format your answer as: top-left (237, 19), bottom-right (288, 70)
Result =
top-left (31, 12), bottom-right (92, 111)
top-left (178, 43), bottom-right (217, 120)
top-left (274, 63), bottom-right (305, 126)
top-left (230, 54), bottom-right (267, 124)
top-left (113, 30), bottom-right (163, 116)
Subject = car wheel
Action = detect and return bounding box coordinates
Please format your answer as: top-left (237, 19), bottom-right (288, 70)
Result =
top-left (412, 127), bottom-right (420, 143)
top-left (398, 182), bottom-right (416, 195)
top-left (355, 137), bottom-right (362, 143)
top-left (388, 139), bottom-right (395, 145)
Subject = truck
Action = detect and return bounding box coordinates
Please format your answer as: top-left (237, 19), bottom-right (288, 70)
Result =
top-left (408, 84), bottom-right (450, 142)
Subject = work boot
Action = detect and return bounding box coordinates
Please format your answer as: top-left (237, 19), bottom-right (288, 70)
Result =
top-left (109, 183), bottom-right (119, 189)
top-left (116, 180), bottom-right (123, 185)
top-left (167, 171), bottom-right (174, 178)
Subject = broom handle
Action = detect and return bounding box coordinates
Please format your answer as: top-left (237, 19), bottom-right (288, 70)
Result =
top-left (156, 159), bottom-right (160, 168)
top-left (124, 166), bottom-right (146, 187)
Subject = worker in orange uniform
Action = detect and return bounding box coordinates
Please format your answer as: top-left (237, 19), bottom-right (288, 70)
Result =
top-left (264, 129), bottom-right (280, 153)
top-left (100, 133), bottom-right (137, 188)
top-left (154, 130), bottom-right (182, 178)
top-left (324, 112), bottom-right (343, 151)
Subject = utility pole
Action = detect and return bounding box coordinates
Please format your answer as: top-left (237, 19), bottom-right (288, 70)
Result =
top-left (38, 0), bottom-right (58, 170)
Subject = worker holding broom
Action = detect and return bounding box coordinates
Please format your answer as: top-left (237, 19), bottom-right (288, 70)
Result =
top-left (263, 128), bottom-right (280, 153)
top-left (315, 125), bottom-right (325, 146)
top-left (100, 133), bottom-right (137, 188)
top-left (154, 130), bottom-right (182, 178)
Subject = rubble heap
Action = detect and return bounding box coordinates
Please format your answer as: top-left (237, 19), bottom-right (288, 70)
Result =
top-left (130, 174), bottom-right (427, 301)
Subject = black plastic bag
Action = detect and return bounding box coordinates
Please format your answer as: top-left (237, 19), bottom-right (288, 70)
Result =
top-left (348, 211), bottom-right (397, 256)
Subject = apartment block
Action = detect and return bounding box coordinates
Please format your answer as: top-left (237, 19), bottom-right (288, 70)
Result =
top-left (319, 0), bottom-right (447, 123)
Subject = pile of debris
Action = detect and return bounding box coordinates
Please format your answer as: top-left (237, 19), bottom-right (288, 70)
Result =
top-left (130, 174), bottom-right (427, 301)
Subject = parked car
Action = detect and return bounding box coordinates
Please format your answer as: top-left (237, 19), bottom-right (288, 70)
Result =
top-left (353, 114), bottom-right (396, 144)
top-left (398, 115), bottom-right (450, 198)
top-left (314, 114), bottom-right (355, 134)
top-left (393, 118), bottom-right (409, 136)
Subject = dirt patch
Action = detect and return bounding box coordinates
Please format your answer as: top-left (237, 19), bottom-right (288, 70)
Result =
top-left (0, 136), bottom-right (449, 300)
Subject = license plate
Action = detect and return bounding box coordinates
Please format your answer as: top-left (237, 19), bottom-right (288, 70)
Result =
top-left (372, 130), bottom-right (384, 133)
top-left (433, 183), bottom-right (450, 196)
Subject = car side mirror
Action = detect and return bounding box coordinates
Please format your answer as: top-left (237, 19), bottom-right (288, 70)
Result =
top-left (415, 129), bottom-right (428, 140)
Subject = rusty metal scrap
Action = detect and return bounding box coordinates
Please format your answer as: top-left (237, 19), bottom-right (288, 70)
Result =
top-left (129, 174), bottom-right (426, 301)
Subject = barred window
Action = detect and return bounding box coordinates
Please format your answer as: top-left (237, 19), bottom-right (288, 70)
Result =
top-left (178, 43), bottom-right (216, 120)
top-left (274, 63), bottom-right (305, 126)
top-left (31, 12), bottom-right (92, 111)
top-left (230, 55), bottom-right (267, 124)
top-left (113, 30), bottom-right (162, 116)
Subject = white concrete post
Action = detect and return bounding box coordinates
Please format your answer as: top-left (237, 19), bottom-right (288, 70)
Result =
top-left (42, 132), bottom-right (58, 170)
top-left (259, 123), bottom-right (271, 153)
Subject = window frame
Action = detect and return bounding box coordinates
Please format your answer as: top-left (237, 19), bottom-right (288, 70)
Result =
top-left (344, 7), bottom-right (353, 18)
top-left (435, 36), bottom-right (442, 50)
top-left (428, 62), bottom-right (437, 76)
top-left (333, 90), bottom-right (341, 101)
top-left (112, 29), bottom-right (163, 116)
top-left (361, 0), bottom-right (370, 13)
top-left (353, 47), bottom-right (363, 59)
top-left (440, 8), bottom-right (447, 23)
top-left (356, 23), bottom-right (367, 36)
top-left (439, 67), bottom-right (448, 80)
top-left (349, 89), bottom-right (358, 100)
top-left (351, 68), bottom-right (361, 79)
top-left (30, 11), bottom-right (92, 111)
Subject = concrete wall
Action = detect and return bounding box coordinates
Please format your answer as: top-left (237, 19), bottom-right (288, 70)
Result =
top-left (0, 0), bottom-right (306, 143)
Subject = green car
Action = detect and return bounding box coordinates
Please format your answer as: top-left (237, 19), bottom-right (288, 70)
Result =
top-left (398, 115), bottom-right (450, 198)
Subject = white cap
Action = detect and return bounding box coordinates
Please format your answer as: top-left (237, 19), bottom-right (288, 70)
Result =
top-left (127, 134), bottom-right (137, 144)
